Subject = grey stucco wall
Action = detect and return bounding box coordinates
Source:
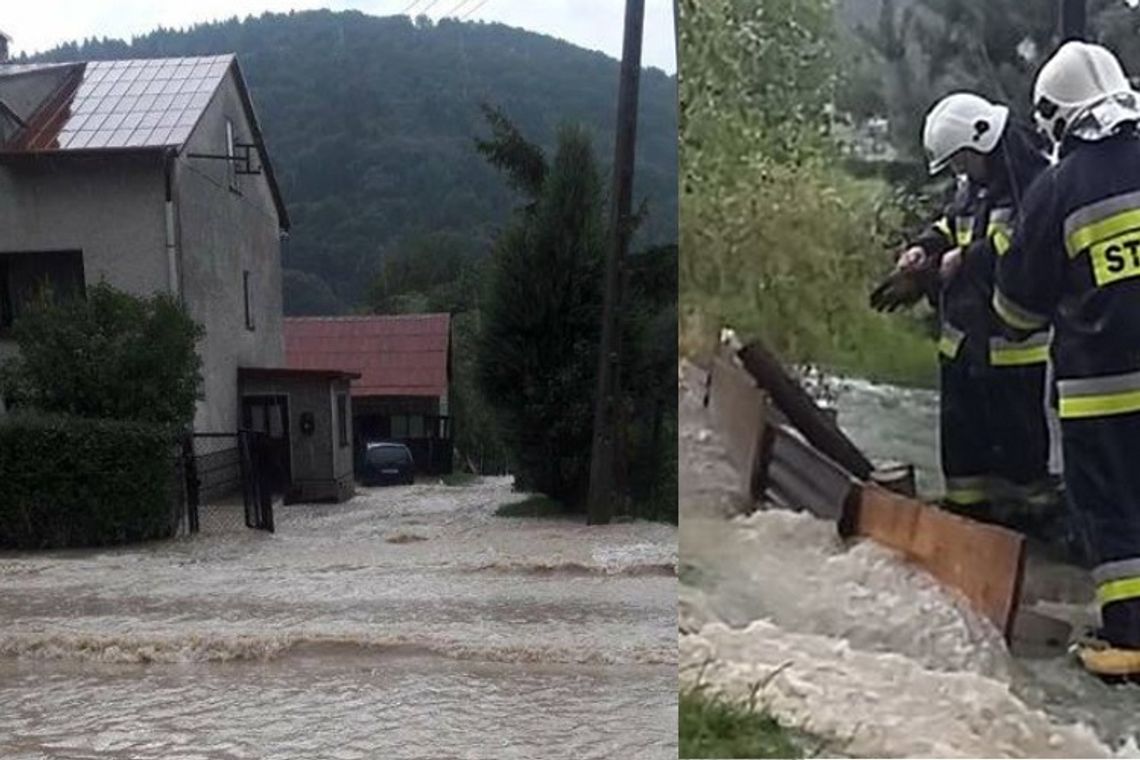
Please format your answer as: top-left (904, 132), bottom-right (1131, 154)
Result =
top-left (241, 374), bottom-right (354, 502)
top-left (176, 68), bottom-right (285, 433)
top-left (0, 152), bottom-right (168, 366)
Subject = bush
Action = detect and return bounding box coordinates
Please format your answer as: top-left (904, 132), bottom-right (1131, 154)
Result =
top-left (680, 159), bottom-right (937, 386)
top-left (0, 282), bottom-right (204, 427)
top-left (0, 413), bottom-right (180, 549)
top-left (678, 0), bottom-right (938, 387)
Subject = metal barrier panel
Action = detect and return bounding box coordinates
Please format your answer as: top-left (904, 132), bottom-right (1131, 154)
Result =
top-left (182, 432), bottom-right (273, 534)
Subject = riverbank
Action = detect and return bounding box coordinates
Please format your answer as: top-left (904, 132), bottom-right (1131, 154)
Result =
top-left (677, 362), bottom-right (1140, 758)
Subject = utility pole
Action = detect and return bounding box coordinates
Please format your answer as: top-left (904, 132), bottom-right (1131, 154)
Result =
top-left (1059, 0), bottom-right (1086, 42)
top-left (587, 0), bottom-right (645, 525)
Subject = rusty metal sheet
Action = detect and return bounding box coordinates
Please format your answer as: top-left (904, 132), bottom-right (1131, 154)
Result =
top-left (846, 483), bottom-right (1026, 639)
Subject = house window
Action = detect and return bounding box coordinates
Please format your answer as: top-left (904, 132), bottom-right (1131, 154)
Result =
top-left (226, 118), bottom-right (238, 190)
top-left (243, 270), bottom-right (254, 330)
top-left (337, 393), bottom-right (348, 448)
top-left (0, 251), bottom-right (84, 331)
top-left (407, 414), bottom-right (425, 439)
top-left (391, 415), bottom-right (408, 439)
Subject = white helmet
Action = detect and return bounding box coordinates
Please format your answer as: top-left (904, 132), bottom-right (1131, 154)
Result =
top-left (923, 92), bottom-right (1009, 175)
top-left (1033, 41), bottom-right (1140, 146)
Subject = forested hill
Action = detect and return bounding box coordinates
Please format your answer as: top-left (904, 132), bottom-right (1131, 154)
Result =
top-left (30, 11), bottom-right (678, 315)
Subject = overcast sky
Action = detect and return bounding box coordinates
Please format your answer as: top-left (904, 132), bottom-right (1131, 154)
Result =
top-left (4, 0), bottom-right (676, 73)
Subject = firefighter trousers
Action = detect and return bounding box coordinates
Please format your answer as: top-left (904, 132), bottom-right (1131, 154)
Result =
top-left (941, 357), bottom-right (1050, 507)
top-left (1063, 413), bottom-right (1140, 649)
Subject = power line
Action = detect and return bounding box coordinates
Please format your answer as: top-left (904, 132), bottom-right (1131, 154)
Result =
top-left (401, 0), bottom-right (426, 14)
top-left (445, 0), bottom-right (475, 17)
top-left (462, 0), bottom-right (491, 20)
top-left (420, 0), bottom-right (444, 12)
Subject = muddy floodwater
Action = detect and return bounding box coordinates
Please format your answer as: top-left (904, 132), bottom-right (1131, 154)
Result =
top-left (679, 361), bottom-right (1140, 759)
top-left (0, 477), bottom-right (677, 759)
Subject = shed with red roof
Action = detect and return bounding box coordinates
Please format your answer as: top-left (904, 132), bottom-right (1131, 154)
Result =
top-left (284, 314), bottom-right (453, 475)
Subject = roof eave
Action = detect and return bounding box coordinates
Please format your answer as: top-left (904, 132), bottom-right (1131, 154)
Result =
top-left (226, 58), bottom-right (290, 231)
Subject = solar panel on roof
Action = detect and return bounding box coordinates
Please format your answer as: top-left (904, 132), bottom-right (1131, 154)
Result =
top-left (0, 55), bottom-right (233, 153)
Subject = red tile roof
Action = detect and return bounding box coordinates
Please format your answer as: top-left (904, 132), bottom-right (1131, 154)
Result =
top-left (284, 314), bottom-right (450, 398)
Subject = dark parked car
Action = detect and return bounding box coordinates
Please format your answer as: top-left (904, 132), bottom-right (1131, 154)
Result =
top-left (360, 442), bottom-right (415, 486)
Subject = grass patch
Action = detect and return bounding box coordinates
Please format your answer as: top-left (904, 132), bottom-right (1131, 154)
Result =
top-left (494, 496), bottom-right (570, 518)
top-left (441, 472), bottom-right (479, 487)
top-left (680, 687), bottom-right (805, 759)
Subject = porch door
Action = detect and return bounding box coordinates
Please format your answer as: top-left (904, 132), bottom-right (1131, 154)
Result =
top-left (242, 394), bottom-right (292, 496)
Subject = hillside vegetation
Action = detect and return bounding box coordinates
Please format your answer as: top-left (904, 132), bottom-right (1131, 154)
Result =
top-left (30, 10), bottom-right (678, 314)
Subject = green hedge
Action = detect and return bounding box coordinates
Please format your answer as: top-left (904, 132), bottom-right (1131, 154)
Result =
top-left (0, 413), bottom-right (180, 549)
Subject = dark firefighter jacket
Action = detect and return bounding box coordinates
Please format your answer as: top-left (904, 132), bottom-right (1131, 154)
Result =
top-left (995, 130), bottom-right (1140, 419)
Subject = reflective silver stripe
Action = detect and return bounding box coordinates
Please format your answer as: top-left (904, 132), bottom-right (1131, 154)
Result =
top-left (989, 207), bottom-right (1014, 224)
top-left (1063, 189), bottom-right (1140, 245)
top-left (992, 289), bottom-right (1049, 330)
top-left (1058, 369), bottom-right (1140, 399)
top-left (989, 331), bottom-right (1050, 351)
top-left (1093, 558), bottom-right (1140, 585)
top-left (944, 476), bottom-right (990, 490)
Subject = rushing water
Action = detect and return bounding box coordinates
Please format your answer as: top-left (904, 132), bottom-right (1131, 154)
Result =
top-left (679, 361), bottom-right (1140, 758)
top-left (0, 477), bottom-right (677, 759)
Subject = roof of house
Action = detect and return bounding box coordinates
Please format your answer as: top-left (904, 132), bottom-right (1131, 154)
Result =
top-left (0, 55), bottom-right (289, 228)
top-left (238, 367), bottom-right (362, 383)
top-left (284, 314), bottom-right (451, 399)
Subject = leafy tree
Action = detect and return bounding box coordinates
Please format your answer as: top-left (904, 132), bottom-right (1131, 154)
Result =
top-left (851, 0), bottom-right (1140, 159)
top-left (680, 0), bottom-right (840, 172)
top-left (477, 122), bottom-right (605, 507)
top-left (0, 283), bottom-right (205, 428)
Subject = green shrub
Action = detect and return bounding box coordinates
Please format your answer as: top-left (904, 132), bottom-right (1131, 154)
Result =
top-left (681, 159), bottom-right (937, 386)
top-left (0, 413), bottom-right (180, 549)
top-left (0, 282), bottom-right (204, 427)
top-left (678, 0), bottom-right (938, 387)
top-left (680, 686), bottom-right (806, 758)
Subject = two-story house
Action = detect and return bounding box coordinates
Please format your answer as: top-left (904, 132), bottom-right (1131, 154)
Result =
top-left (0, 54), bottom-right (355, 502)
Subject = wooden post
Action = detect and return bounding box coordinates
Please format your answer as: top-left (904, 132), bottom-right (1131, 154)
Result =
top-left (587, 0), bottom-right (645, 525)
top-left (737, 340), bottom-right (874, 480)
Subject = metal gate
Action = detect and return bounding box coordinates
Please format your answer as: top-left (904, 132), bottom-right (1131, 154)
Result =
top-left (181, 431), bottom-right (275, 533)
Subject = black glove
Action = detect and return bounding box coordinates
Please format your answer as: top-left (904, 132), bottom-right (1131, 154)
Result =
top-left (870, 269), bottom-right (927, 313)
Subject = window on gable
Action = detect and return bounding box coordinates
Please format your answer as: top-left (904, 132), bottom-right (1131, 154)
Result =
top-left (226, 118), bottom-right (238, 190)
top-left (243, 270), bottom-right (254, 331)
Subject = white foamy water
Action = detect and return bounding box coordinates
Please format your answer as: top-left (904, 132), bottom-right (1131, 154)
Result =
top-left (0, 476), bottom-right (677, 759)
top-left (679, 361), bottom-right (1140, 758)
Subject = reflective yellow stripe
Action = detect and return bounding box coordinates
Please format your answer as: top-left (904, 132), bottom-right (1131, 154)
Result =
top-left (938, 324), bottom-right (964, 359)
top-left (992, 289), bottom-right (1048, 331)
top-left (1059, 388), bottom-right (1140, 419)
top-left (990, 344), bottom-right (1049, 366)
top-left (934, 217), bottom-right (952, 239)
top-left (1067, 207), bottom-right (1140, 257)
top-left (945, 488), bottom-right (988, 506)
top-left (1097, 577), bottom-right (1140, 606)
top-left (992, 228), bottom-right (1012, 256)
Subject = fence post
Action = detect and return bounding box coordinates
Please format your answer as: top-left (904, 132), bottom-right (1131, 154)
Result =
top-left (182, 433), bottom-right (200, 534)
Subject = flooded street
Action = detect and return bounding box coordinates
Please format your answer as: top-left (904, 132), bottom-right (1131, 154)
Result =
top-left (0, 477), bottom-right (677, 759)
top-left (679, 361), bottom-right (1140, 758)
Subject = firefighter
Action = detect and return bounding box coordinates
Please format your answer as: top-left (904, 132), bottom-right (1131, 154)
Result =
top-left (873, 93), bottom-right (1055, 526)
top-left (994, 40), bottom-right (1140, 674)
